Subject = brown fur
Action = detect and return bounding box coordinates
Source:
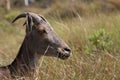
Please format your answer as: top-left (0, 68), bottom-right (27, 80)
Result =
top-left (0, 12), bottom-right (71, 79)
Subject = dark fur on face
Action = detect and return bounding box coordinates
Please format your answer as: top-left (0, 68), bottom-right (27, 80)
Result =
top-left (0, 12), bottom-right (71, 79)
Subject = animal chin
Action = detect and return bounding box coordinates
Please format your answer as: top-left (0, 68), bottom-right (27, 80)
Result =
top-left (57, 51), bottom-right (70, 60)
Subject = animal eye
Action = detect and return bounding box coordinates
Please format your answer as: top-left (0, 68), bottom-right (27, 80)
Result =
top-left (37, 29), bottom-right (47, 34)
top-left (42, 29), bottom-right (47, 33)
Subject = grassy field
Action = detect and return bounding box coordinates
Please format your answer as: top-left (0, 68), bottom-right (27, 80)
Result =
top-left (0, 1), bottom-right (120, 79)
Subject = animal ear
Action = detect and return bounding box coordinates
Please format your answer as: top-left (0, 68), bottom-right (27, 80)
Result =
top-left (25, 13), bottom-right (33, 33)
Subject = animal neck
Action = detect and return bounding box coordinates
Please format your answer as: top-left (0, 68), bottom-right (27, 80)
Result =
top-left (8, 36), bottom-right (40, 77)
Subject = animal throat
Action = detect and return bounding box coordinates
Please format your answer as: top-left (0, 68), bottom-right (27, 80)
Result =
top-left (8, 36), bottom-right (40, 77)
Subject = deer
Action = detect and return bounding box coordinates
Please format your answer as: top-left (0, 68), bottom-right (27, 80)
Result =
top-left (0, 12), bottom-right (71, 79)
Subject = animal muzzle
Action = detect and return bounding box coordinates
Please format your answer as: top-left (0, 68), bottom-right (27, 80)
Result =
top-left (57, 47), bottom-right (71, 60)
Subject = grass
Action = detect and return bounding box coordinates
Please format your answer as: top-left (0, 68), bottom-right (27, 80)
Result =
top-left (0, 5), bottom-right (120, 80)
top-left (45, 13), bottom-right (120, 80)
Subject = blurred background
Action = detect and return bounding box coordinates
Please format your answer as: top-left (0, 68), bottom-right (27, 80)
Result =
top-left (0, 0), bottom-right (120, 80)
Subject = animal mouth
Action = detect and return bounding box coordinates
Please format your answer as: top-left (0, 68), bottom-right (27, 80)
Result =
top-left (58, 52), bottom-right (70, 60)
top-left (57, 50), bottom-right (70, 60)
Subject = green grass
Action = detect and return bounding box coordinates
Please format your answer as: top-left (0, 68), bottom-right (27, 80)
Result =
top-left (0, 9), bottom-right (120, 80)
top-left (45, 13), bottom-right (120, 80)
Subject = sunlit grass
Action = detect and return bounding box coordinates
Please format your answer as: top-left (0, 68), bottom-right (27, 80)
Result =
top-left (0, 11), bottom-right (120, 80)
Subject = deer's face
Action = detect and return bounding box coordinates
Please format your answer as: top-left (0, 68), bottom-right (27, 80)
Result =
top-left (30, 22), bottom-right (71, 60)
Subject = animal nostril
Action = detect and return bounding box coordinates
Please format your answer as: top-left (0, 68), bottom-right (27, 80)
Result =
top-left (64, 48), bottom-right (71, 52)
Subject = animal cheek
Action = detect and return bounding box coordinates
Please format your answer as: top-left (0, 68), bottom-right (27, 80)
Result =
top-left (43, 46), bottom-right (57, 56)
